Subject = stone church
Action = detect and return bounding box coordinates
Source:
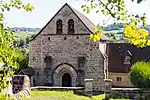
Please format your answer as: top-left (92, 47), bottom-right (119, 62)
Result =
top-left (29, 3), bottom-right (109, 92)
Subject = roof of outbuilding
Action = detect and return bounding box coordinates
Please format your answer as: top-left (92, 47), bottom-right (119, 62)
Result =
top-left (107, 43), bottom-right (150, 73)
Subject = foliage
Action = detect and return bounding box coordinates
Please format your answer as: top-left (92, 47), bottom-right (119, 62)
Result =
top-left (124, 25), bottom-right (150, 48)
top-left (0, 0), bottom-right (34, 94)
top-left (90, 24), bottom-right (104, 42)
top-left (0, 0), bottom-right (34, 12)
top-left (82, 0), bottom-right (149, 48)
top-left (130, 61), bottom-right (150, 88)
top-left (14, 48), bottom-right (29, 74)
top-left (26, 36), bottom-right (30, 44)
top-left (0, 25), bottom-right (19, 92)
top-left (0, 94), bottom-right (14, 100)
top-left (13, 31), bottom-right (37, 49)
top-left (92, 94), bottom-right (105, 100)
top-left (18, 39), bottom-right (26, 47)
top-left (30, 34), bottom-right (37, 40)
top-left (132, 0), bottom-right (145, 3)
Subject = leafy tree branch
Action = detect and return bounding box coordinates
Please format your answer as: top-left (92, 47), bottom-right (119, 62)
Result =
top-left (0, 0), bottom-right (34, 94)
top-left (81, 0), bottom-right (149, 47)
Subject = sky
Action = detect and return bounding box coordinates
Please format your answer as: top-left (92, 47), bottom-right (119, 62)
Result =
top-left (3, 0), bottom-right (150, 28)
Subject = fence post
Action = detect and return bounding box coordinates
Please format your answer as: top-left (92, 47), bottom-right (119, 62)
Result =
top-left (104, 79), bottom-right (112, 99)
top-left (84, 79), bottom-right (93, 97)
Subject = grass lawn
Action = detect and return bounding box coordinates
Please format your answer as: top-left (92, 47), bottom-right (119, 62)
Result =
top-left (24, 91), bottom-right (129, 100)
top-left (24, 91), bottom-right (105, 100)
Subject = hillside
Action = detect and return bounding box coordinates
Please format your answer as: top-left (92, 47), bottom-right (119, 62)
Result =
top-left (12, 27), bottom-right (40, 32)
top-left (101, 23), bottom-right (150, 31)
top-left (102, 24), bottom-right (150, 43)
top-left (12, 27), bottom-right (40, 41)
top-left (12, 25), bottom-right (150, 43)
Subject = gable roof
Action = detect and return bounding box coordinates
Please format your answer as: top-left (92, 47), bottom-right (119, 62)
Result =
top-left (107, 43), bottom-right (150, 73)
top-left (30, 3), bottom-right (110, 41)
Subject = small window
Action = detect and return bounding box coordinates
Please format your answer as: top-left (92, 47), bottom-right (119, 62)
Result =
top-left (68, 19), bottom-right (74, 34)
top-left (56, 19), bottom-right (63, 34)
top-left (64, 37), bottom-right (67, 40)
top-left (33, 57), bottom-right (35, 61)
top-left (36, 72), bottom-right (39, 76)
top-left (124, 56), bottom-right (131, 64)
top-left (48, 37), bottom-right (50, 41)
top-left (117, 77), bottom-right (122, 81)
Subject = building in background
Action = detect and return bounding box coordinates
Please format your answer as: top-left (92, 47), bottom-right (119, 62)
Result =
top-left (107, 43), bottom-right (150, 88)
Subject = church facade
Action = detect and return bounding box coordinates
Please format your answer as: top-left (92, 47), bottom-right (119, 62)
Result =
top-left (29, 3), bottom-right (109, 91)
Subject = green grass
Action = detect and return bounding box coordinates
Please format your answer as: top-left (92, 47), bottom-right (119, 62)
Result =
top-left (24, 91), bottom-right (105, 100)
top-left (0, 92), bottom-right (131, 100)
top-left (24, 91), bottom-right (129, 100)
top-left (13, 31), bottom-right (36, 40)
top-left (13, 32), bottom-right (29, 39)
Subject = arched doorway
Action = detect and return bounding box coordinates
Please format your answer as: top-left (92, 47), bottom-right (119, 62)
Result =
top-left (62, 73), bottom-right (71, 87)
top-left (52, 63), bottom-right (77, 87)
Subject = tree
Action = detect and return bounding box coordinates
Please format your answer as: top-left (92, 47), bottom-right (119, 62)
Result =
top-left (132, 0), bottom-right (145, 3)
top-left (30, 34), bottom-right (36, 40)
top-left (18, 39), bottom-right (25, 47)
top-left (26, 36), bottom-right (30, 44)
top-left (130, 61), bottom-right (150, 88)
top-left (82, 0), bottom-right (149, 48)
top-left (14, 48), bottom-right (29, 74)
top-left (0, 0), bottom-right (34, 94)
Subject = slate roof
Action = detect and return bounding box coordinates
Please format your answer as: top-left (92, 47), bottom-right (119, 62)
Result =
top-left (19, 67), bottom-right (35, 77)
top-left (107, 43), bottom-right (150, 73)
top-left (30, 3), bottom-right (110, 41)
top-left (70, 5), bottom-right (110, 41)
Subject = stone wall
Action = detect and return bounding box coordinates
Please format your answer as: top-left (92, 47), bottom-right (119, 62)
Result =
top-left (11, 75), bottom-right (30, 100)
top-left (39, 5), bottom-right (91, 35)
top-left (29, 4), bottom-right (106, 92)
top-left (30, 35), bottom-right (105, 91)
top-left (108, 88), bottom-right (150, 99)
top-left (12, 75), bottom-right (30, 94)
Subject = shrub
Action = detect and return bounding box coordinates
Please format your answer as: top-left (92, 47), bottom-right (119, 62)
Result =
top-left (130, 61), bottom-right (150, 88)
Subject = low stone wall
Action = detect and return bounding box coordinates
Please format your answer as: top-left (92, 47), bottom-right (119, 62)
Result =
top-left (31, 86), bottom-right (84, 90)
top-left (105, 87), bottom-right (150, 99)
top-left (103, 79), bottom-right (150, 99)
top-left (110, 88), bottom-right (150, 99)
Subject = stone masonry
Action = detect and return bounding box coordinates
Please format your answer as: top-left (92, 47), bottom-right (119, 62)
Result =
top-left (2, 75), bottom-right (30, 100)
top-left (29, 3), bottom-right (108, 92)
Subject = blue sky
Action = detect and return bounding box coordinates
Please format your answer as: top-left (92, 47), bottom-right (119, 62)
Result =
top-left (3, 0), bottom-right (150, 28)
